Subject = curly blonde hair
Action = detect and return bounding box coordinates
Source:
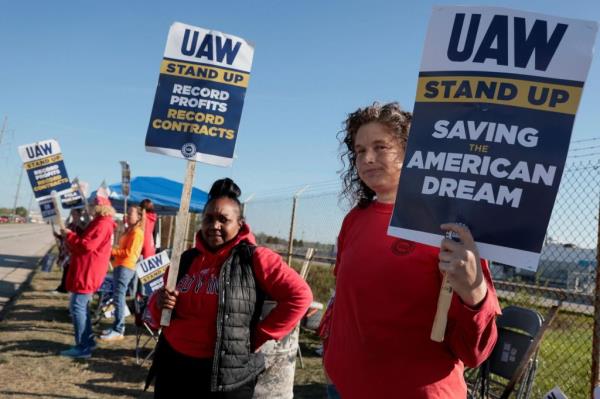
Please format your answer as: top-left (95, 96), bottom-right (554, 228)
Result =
top-left (338, 102), bottom-right (412, 208)
top-left (93, 204), bottom-right (116, 217)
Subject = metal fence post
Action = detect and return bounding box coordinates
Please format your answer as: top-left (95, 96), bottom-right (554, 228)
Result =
top-left (591, 195), bottom-right (600, 398)
top-left (286, 186), bottom-right (308, 266)
top-left (241, 193), bottom-right (255, 218)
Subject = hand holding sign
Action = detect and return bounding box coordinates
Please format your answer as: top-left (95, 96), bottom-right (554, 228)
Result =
top-left (438, 223), bottom-right (487, 307)
top-left (431, 223), bottom-right (487, 342)
top-left (157, 288), bottom-right (179, 310)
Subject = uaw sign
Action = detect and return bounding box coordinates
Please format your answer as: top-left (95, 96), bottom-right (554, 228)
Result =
top-left (38, 197), bottom-right (57, 221)
top-left (60, 183), bottom-right (85, 209)
top-left (388, 6), bottom-right (598, 271)
top-left (145, 22), bottom-right (255, 166)
top-left (136, 251), bottom-right (170, 293)
top-left (18, 139), bottom-right (71, 200)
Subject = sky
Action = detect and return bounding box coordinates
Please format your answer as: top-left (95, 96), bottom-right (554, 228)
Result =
top-left (0, 0), bottom-right (599, 236)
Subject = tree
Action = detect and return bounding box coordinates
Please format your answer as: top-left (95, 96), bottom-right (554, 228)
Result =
top-left (15, 207), bottom-right (28, 218)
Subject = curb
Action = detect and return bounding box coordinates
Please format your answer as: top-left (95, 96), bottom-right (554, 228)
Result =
top-left (0, 244), bottom-right (56, 322)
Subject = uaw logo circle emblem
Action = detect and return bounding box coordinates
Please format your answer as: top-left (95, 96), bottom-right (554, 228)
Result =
top-left (181, 142), bottom-right (197, 158)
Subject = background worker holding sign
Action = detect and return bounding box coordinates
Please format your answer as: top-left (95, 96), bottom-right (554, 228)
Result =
top-left (140, 199), bottom-right (158, 259)
top-left (321, 102), bottom-right (500, 398)
top-left (59, 194), bottom-right (116, 359)
top-left (99, 205), bottom-right (145, 342)
top-left (144, 179), bottom-right (312, 398)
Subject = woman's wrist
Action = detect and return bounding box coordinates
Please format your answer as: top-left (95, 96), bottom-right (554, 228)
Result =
top-left (458, 280), bottom-right (488, 308)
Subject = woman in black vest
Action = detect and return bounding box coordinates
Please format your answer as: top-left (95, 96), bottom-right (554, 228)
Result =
top-left (147, 178), bottom-right (312, 398)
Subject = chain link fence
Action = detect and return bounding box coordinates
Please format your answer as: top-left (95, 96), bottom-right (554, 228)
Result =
top-left (240, 159), bottom-right (600, 398)
top-left (489, 160), bottom-right (600, 398)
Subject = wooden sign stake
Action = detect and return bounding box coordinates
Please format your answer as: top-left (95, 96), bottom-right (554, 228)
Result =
top-left (430, 273), bottom-right (453, 342)
top-left (51, 191), bottom-right (65, 230)
top-left (431, 225), bottom-right (465, 342)
top-left (160, 160), bottom-right (196, 326)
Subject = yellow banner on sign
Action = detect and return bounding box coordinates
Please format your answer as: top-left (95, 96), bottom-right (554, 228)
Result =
top-left (24, 154), bottom-right (63, 170)
top-left (416, 76), bottom-right (582, 115)
top-left (160, 60), bottom-right (250, 88)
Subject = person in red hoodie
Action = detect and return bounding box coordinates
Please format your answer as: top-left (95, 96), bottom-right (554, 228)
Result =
top-left (321, 102), bottom-right (501, 398)
top-left (145, 178), bottom-right (312, 399)
top-left (59, 194), bottom-right (116, 359)
top-left (140, 199), bottom-right (157, 259)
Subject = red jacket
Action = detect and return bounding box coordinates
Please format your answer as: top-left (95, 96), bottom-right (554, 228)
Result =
top-left (65, 215), bottom-right (116, 294)
top-left (323, 202), bottom-right (501, 399)
top-left (142, 211), bottom-right (157, 259)
top-left (147, 223), bottom-right (313, 358)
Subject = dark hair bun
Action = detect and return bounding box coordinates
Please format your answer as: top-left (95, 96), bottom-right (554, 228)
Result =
top-left (208, 178), bottom-right (241, 201)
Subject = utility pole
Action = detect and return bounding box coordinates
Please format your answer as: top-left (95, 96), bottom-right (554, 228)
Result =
top-left (12, 167), bottom-right (23, 222)
top-left (0, 116), bottom-right (7, 145)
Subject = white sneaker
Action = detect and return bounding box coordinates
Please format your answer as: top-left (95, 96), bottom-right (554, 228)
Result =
top-left (99, 330), bottom-right (124, 342)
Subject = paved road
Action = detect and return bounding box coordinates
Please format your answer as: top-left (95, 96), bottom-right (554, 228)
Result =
top-left (0, 223), bottom-right (55, 316)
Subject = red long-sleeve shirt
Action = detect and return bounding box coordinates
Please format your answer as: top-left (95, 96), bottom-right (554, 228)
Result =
top-left (147, 224), bottom-right (312, 358)
top-left (141, 212), bottom-right (157, 259)
top-left (323, 201), bottom-right (501, 399)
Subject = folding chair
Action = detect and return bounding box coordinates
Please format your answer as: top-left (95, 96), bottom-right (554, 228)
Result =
top-left (133, 292), bottom-right (160, 366)
top-left (92, 274), bottom-right (114, 325)
top-left (468, 305), bottom-right (544, 399)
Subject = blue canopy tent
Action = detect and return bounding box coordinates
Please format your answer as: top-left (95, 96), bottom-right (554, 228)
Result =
top-left (89, 176), bottom-right (208, 215)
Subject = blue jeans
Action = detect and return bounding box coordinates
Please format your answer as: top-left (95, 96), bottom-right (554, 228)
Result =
top-left (69, 293), bottom-right (94, 350)
top-left (112, 266), bottom-right (136, 333)
top-left (327, 384), bottom-right (341, 399)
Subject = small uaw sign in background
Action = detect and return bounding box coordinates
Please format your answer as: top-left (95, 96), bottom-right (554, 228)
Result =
top-left (145, 22), bottom-right (255, 166)
top-left (388, 6), bottom-right (597, 270)
top-left (18, 139), bottom-right (71, 200)
top-left (136, 251), bottom-right (170, 293)
top-left (38, 197), bottom-right (57, 221)
top-left (60, 182), bottom-right (85, 209)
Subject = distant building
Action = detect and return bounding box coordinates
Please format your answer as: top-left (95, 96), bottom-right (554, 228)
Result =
top-left (491, 243), bottom-right (597, 293)
top-left (28, 210), bottom-right (44, 224)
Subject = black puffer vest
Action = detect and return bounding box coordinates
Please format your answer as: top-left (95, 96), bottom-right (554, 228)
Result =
top-left (179, 241), bottom-right (265, 392)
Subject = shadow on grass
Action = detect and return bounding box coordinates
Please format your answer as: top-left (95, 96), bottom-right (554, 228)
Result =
top-left (0, 391), bottom-right (82, 399)
top-left (0, 338), bottom-right (66, 354)
top-left (4, 303), bottom-right (71, 323)
top-left (293, 383), bottom-right (327, 399)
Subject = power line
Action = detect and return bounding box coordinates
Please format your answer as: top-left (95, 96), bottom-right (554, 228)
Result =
top-left (250, 179), bottom-right (339, 197)
top-left (568, 144), bottom-right (600, 152)
top-left (571, 136), bottom-right (600, 144)
top-left (566, 152), bottom-right (600, 159)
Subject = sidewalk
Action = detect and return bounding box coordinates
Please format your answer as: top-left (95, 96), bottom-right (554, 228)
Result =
top-left (0, 224), bottom-right (55, 316)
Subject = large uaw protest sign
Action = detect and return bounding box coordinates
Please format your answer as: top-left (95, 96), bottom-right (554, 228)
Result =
top-left (389, 7), bottom-right (597, 270)
top-left (18, 139), bottom-right (71, 200)
top-left (145, 22), bottom-right (254, 166)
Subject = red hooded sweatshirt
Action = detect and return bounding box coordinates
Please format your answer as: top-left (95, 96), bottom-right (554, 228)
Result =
top-left (147, 223), bottom-right (313, 358)
top-left (65, 215), bottom-right (116, 294)
top-left (323, 202), bottom-right (501, 399)
top-left (142, 211), bottom-right (157, 259)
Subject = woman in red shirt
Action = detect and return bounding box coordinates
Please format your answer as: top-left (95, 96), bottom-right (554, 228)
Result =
top-left (322, 102), bottom-right (501, 398)
top-left (146, 178), bottom-right (312, 398)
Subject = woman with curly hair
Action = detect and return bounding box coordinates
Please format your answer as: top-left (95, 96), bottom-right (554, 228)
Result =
top-left (321, 102), bottom-right (501, 398)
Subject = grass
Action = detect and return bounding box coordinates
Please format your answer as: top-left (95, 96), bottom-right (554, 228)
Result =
top-left (289, 259), bottom-right (335, 305)
top-left (496, 297), bottom-right (592, 398)
top-left (0, 258), bottom-right (327, 398)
